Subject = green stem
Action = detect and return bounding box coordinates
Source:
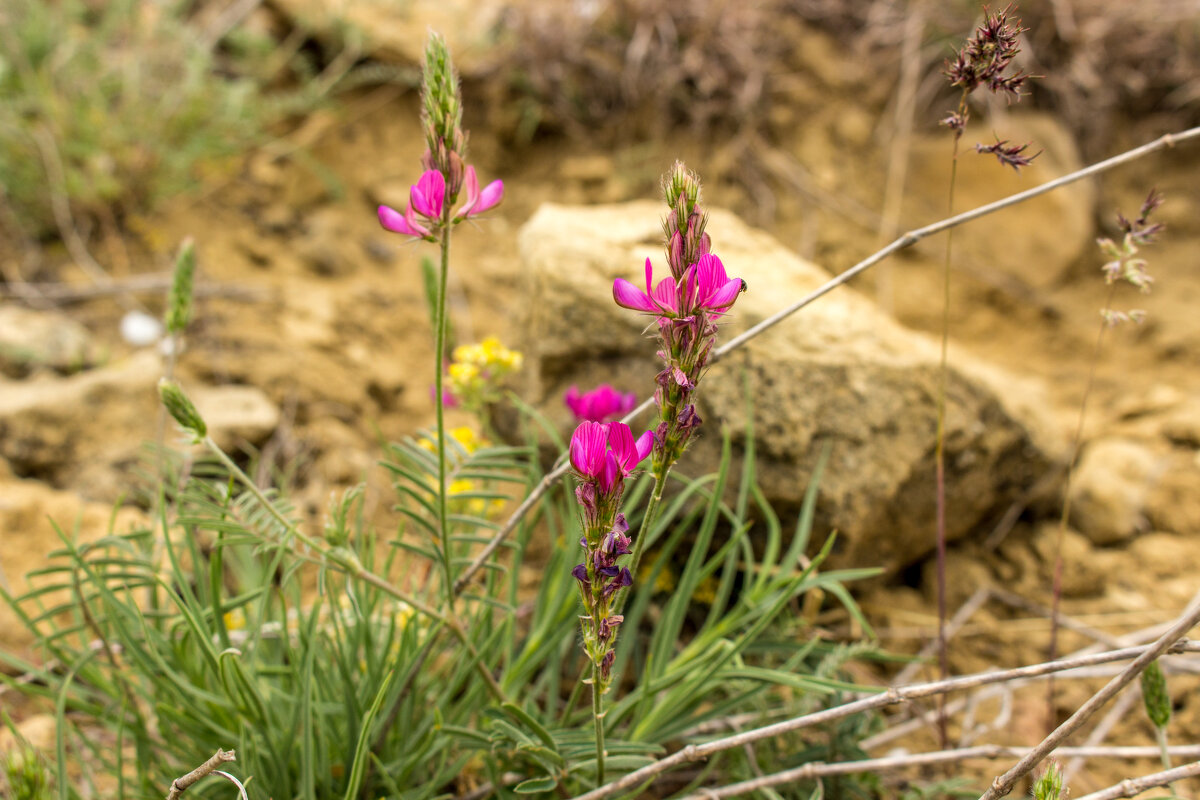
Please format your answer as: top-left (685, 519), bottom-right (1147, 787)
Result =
top-left (616, 467), bottom-right (670, 616)
top-left (592, 662), bottom-right (606, 787)
top-left (434, 210), bottom-right (454, 607)
top-left (1156, 725), bottom-right (1173, 775)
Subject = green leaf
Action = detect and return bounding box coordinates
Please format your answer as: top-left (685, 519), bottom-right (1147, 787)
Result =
top-left (514, 776), bottom-right (557, 793)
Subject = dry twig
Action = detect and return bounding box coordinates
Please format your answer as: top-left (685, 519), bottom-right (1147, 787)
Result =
top-left (166, 749), bottom-right (237, 800)
top-left (1073, 760), bottom-right (1200, 800)
top-left (571, 638), bottom-right (1200, 800)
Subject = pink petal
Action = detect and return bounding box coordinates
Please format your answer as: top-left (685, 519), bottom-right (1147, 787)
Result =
top-left (606, 422), bottom-right (636, 472)
top-left (651, 276), bottom-right (680, 315)
top-left (564, 385), bottom-right (583, 417)
top-left (599, 452), bottom-right (621, 494)
top-left (633, 429), bottom-right (655, 463)
top-left (455, 166), bottom-right (481, 219)
top-left (378, 204), bottom-right (426, 237)
top-left (705, 278), bottom-right (744, 311)
top-left (412, 170), bottom-right (445, 218)
top-left (570, 421), bottom-right (608, 477)
top-left (613, 279), bottom-right (659, 313)
top-left (474, 179), bottom-right (503, 214)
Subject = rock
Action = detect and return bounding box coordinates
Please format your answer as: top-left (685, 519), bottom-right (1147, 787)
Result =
top-left (296, 208), bottom-right (353, 276)
top-left (0, 350), bottom-right (162, 490)
top-left (1029, 523), bottom-right (1106, 598)
top-left (1144, 449), bottom-right (1200, 534)
top-left (514, 201), bottom-right (1062, 573)
top-left (0, 476), bottom-right (143, 655)
top-left (1069, 438), bottom-right (1162, 545)
top-left (0, 306), bottom-right (101, 377)
top-left (906, 114), bottom-right (1094, 290)
top-left (268, 0), bottom-right (507, 76)
top-left (190, 384), bottom-right (281, 451)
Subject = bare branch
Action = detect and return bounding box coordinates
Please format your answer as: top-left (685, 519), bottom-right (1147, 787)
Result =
top-left (676, 748), bottom-right (1200, 800)
top-left (977, 602), bottom-right (1200, 799)
top-left (166, 749), bottom-right (237, 800)
top-left (1073, 760), bottom-right (1200, 800)
top-left (571, 639), bottom-right (1200, 800)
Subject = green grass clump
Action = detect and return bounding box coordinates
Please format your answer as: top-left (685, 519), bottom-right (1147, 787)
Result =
top-left (0, 0), bottom-right (288, 238)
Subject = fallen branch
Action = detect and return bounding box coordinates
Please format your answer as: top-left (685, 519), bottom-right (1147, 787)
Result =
top-left (675, 747), bottom-right (1200, 800)
top-left (166, 749), bottom-right (237, 800)
top-left (1073, 760), bottom-right (1200, 800)
top-left (977, 602), bottom-right (1200, 799)
top-left (571, 639), bottom-right (1200, 800)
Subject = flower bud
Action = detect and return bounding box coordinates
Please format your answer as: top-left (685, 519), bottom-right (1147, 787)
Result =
top-left (158, 378), bottom-right (207, 441)
top-left (1141, 659), bottom-right (1171, 730)
top-left (165, 238), bottom-right (196, 335)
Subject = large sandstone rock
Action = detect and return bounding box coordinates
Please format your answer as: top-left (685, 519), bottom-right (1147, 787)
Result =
top-left (515, 201), bottom-right (1064, 572)
top-left (0, 351), bottom-right (280, 495)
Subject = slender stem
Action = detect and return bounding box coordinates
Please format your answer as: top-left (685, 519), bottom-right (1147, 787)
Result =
top-left (571, 637), bottom-right (1200, 800)
top-left (1048, 279), bottom-right (1118, 729)
top-left (592, 664), bottom-right (606, 787)
top-left (1155, 726), bottom-right (1172, 773)
top-left (452, 125), bottom-right (1200, 600)
top-left (935, 92), bottom-right (967, 751)
top-left (434, 211), bottom-right (454, 606)
top-left (615, 468), bottom-right (669, 616)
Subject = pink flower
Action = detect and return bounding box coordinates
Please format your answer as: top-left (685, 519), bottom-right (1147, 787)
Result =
top-left (565, 384), bottom-right (637, 422)
top-left (569, 421), bottom-right (654, 494)
top-left (454, 165), bottom-right (504, 221)
top-left (411, 170), bottom-right (445, 218)
top-left (377, 169), bottom-right (446, 240)
top-left (613, 254), bottom-right (743, 318)
top-left (686, 253), bottom-right (744, 316)
top-left (613, 258), bottom-right (682, 317)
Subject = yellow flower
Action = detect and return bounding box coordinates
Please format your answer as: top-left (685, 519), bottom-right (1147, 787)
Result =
top-left (223, 608), bottom-right (246, 631)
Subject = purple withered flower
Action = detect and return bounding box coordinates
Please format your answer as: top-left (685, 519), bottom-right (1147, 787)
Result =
top-left (974, 138), bottom-right (1041, 171)
top-left (565, 384), bottom-right (638, 423)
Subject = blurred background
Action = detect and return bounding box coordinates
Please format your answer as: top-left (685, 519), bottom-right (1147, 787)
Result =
top-left (2, 0), bottom-right (1200, 788)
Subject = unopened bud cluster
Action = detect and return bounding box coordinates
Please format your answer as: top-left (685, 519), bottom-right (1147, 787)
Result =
top-left (377, 32), bottom-right (503, 242)
top-left (613, 162), bottom-right (745, 474)
top-left (569, 421), bottom-right (653, 690)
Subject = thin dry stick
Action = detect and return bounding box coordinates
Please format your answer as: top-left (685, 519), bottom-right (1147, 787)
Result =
top-left (455, 125), bottom-right (1200, 595)
top-left (893, 586), bottom-right (990, 686)
top-left (1073, 760), bottom-right (1200, 800)
top-left (166, 749), bottom-right (237, 800)
top-left (0, 274), bottom-right (266, 304)
top-left (977, 602), bottom-right (1200, 800)
top-left (676, 747), bottom-right (1200, 800)
top-left (1064, 686), bottom-right (1140, 782)
top-left (570, 639), bottom-right (1200, 800)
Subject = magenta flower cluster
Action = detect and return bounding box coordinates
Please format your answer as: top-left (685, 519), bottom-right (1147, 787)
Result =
top-left (565, 384), bottom-right (637, 423)
top-left (569, 420), bottom-right (653, 685)
top-left (612, 162), bottom-right (745, 475)
top-left (378, 166), bottom-right (503, 241)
